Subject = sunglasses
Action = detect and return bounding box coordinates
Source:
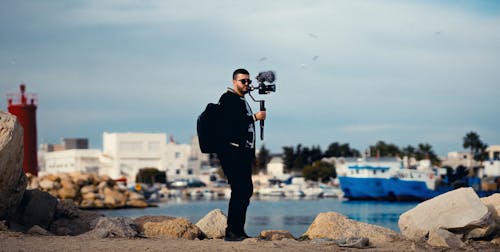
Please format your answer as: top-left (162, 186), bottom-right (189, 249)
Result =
top-left (238, 79), bottom-right (252, 85)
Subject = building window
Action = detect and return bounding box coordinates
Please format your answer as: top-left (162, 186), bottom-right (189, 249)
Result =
top-left (188, 169), bottom-right (193, 175)
top-left (175, 152), bottom-right (181, 159)
top-left (176, 169), bottom-right (180, 175)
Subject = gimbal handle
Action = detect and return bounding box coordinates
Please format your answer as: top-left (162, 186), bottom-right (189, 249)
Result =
top-left (260, 100), bottom-right (265, 140)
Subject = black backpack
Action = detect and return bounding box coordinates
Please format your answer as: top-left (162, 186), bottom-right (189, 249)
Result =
top-left (197, 103), bottom-right (224, 153)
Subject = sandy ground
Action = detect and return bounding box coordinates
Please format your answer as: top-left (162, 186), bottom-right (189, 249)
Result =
top-left (1, 231), bottom-right (499, 252)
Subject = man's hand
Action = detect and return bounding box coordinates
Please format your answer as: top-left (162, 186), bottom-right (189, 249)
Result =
top-left (254, 111), bottom-right (266, 121)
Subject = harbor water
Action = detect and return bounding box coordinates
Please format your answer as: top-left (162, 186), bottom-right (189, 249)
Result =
top-left (100, 198), bottom-right (418, 237)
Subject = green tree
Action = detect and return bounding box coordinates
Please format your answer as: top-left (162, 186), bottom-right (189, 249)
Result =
top-left (302, 161), bottom-right (336, 182)
top-left (369, 141), bottom-right (401, 157)
top-left (463, 131), bottom-right (488, 162)
top-left (282, 146), bottom-right (295, 172)
top-left (415, 143), bottom-right (440, 166)
top-left (324, 142), bottom-right (360, 157)
top-left (255, 144), bottom-right (271, 174)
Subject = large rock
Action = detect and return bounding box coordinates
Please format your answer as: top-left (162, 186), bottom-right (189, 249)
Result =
top-left (481, 193), bottom-right (500, 225)
top-left (14, 189), bottom-right (58, 229)
top-left (399, 187), bottom-right (495, 242)
top-left (195, 209), bottom-right (227, 239)
top-left (427, 228), bottom-right (465, 249)
top-left (302, 212), bottom-right (400, 244)
top-left (138, 216), bottom-right (203, 240)
top-left (103, 187), bottom-right (126, 208)
top-left (134, 215), bottom-right (175, 233)
top-left (0, 111), bottom-right (27, 219)
top-left (81, 217), bottom-right (137, 238)
top-left (50, 201), bottom-right (102, 236)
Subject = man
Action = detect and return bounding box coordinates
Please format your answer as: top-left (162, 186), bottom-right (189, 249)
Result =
top-left (218, 68), bottom-right (266, 241)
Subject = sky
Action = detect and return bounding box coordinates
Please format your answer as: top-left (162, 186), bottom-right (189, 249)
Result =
top-left (1, 0), bottom-right (499, 157)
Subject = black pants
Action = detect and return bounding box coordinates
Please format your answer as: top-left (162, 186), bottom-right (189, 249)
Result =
top-left (218, 147), bottom-right (254, 235)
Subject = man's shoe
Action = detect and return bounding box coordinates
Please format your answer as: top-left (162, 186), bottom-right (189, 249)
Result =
top-left (224, 231), bottom-right (245, 242)
top-left (240, 231), bottom-right (251, 238)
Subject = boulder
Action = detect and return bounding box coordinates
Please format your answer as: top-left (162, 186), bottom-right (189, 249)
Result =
top-left (57, 187), bottom-right (78, 200)
top-left (82, 217), bottom-right (137, 238)
top-left (259, 230), bottom-right (296, 241)
top-left (50, 208), bottom-right (102, 236)
top-left (302, 212), bottom-right (400, 244)
top-left (80, 185), bottom-right (97, 195)
top-left (82, 192), bottom-right (97, 201)
top-left (26, 225), bottom-right (51, 236)
top-left (481, 193), bottom-right (500, 225)
top-left (39, 179), bottom-right (55, 190)
top-left (26, 174), bottom-right (39, 190)
top-left (195, 209), bottom-right (227, 239)
top-left (0, 220), bottom-right (7, 231)
top-left (139, 217), bottom-right (203, 240)
top-left (427, 228), bottom-right (465, 249)
top-left (79, 199), bottom-right (95, 209)
top-left (14, 189), bottom-right (58, 229)
top-left (399, 187), bottom-right (494, 241)
top-left (103, 187), bottom-right (126, 208)
top-left (134, 215), bottom-right (175, 233)
top-left (126, 199), bottom-right (148, 208)
top-left (0, 111), bottom-right (27, 219)
top-left (127, 191), bottom-right (145, 201)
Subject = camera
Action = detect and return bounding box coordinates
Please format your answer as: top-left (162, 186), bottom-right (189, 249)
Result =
top-left (251, 71), bottom-right (276, 95)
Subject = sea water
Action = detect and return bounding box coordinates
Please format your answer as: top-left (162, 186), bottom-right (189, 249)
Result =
top-left (100, 198), bottom-right (418, 237)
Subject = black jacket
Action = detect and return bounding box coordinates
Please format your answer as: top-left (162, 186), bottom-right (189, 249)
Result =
top-left (218, 89), bottom-right (255, 151)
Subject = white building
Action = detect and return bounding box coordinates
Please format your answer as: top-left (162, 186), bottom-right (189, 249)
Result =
top-left (102, 132), bottom-right (166, 182)
top-left (267, 157), bottom-right (285, 177)
top-left (40, 149), bottom-right (101, 175)
top-left (164, 141), bottom-right (192, 178)
top-left (484, 145), bottom-right (500, 177)
top-left (39, 132), bottom-right (208, 184)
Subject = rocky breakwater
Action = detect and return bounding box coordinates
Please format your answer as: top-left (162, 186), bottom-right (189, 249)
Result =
top-left (26, 172), bottom-right (149, 209)
top-left (399, 187), bottom-right (500, 249)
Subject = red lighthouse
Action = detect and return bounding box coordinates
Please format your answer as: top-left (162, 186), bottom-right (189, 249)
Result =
top-left (7, 84), bottom-right (39, 176)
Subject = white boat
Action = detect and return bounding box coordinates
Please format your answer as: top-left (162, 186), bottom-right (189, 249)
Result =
top-left (258, 186), bottom-right (285, 197)
top-left (282, 184), bottom-right (305, 198)
top-left (302, 187), bottom-right (323, 198)
top-left (320, 186), bottom-right (344, 198)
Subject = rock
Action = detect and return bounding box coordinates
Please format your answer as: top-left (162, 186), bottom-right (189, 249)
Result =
top-left (50, 209), bottom-right (102, 236)
top-left (80, 185), bottom-right (96, 195)
top-left (481, 193), bottom-right (500, 224)
top-left (82, 217), bottom-right (137, 238)
top-left (492, 236), bottom-right (500, 246)
top-left (126, 199), bottom-right (148, 208)
top-left (0, 111), bottom-right (27, 219)
top-left (26, 225), bottom-right (51, 236)
top-left (0, 220), bottom-right (7, 231)
top-left (82, 192), bottom-right (97, 201)
top-left (26, 174), bottom-right (39, 190)
top-left (79, 199), bottom-right (95, 209)
top-left (399, 187), bottom-right (494, 241)
top-left (337, 237), bottom-right (371, 249)
top-left (103, 187), bottom-right (126, 208)
top-left (427, 228), bottom-right (465, 249)
top-left (127, 191), bottom-right (145, 201)
top-left (302, 212), bottom-right (400, 244)
top-left (54, 199), bottom-right (79, 219)
top-left (195, 209), bottom-right (227, 239)
top-left (14, 189), bottom-right (58, 229)
top-left (57, 187), bottom-right (78, 199)
top-left (134, 215), bottom-right (175, 233)
top-left (93, 199), bottom-right (104, 208)
top-left (60, 179), bottom-right (75, 189)
top-left (141, 217), bottom-right (203, 240)
top-left (259, 230), bottom-right (296, 241)
top-left (39, 179), bottom-right (55, 190)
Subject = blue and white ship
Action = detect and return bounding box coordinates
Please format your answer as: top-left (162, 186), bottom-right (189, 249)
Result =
top-left (337, 157), bottom-right (447, 200)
